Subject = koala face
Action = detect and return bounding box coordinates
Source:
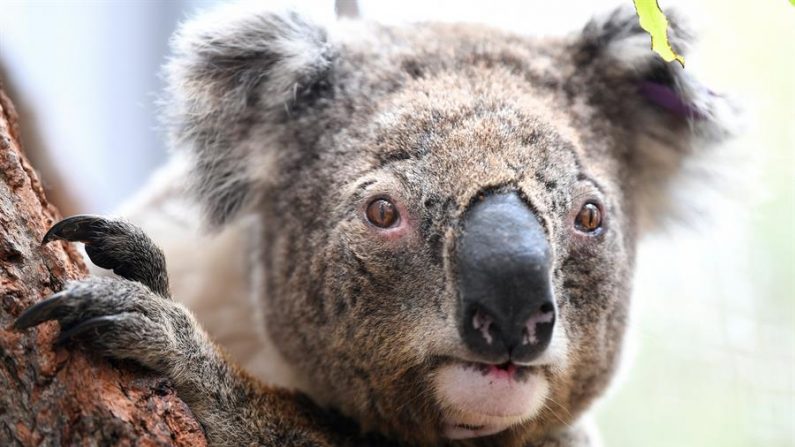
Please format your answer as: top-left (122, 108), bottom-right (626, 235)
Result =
top-left (281, 76), bottom-right (632, 443)
top-left (166, 5), bottom-right (734, 446)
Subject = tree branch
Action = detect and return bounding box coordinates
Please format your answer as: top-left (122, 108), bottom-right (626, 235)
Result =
top-left (0, 86), bottom-right (207, 446)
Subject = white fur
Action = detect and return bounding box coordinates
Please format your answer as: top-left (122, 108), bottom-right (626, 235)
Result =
top-left (111, 157), bottom-right (300, 390)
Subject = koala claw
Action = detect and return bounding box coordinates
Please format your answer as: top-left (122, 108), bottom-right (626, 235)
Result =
top-left (13, 290), bottom-right (71, 330)
top-left (53, 314), bottom-right (126, 346)
top-left (42, 215), bottom-right (170, 297)
top-left (42, 214), bottom-right (106, 244)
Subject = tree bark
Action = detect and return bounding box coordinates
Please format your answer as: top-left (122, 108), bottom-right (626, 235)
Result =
top-left (0, 87), bottom-right (207, 446)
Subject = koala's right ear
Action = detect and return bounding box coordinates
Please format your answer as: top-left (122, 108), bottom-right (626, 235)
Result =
top-left (164, 4), bottom-right (336, 227)
top-left (569, 6), bottom-right (740, 232)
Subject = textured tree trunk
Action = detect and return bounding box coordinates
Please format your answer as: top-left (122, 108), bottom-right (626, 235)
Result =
top-left (0, 87), bottom-right (207, 446)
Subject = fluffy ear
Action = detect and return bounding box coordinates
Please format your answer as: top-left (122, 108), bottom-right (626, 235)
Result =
top-left (571, 6), bottom-right (740, 231)
top-left (164, 4), bottom-right (335, 227)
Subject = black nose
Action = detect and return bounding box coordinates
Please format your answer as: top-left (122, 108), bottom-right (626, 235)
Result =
top-left (455, 192), bottom-right (555, 364)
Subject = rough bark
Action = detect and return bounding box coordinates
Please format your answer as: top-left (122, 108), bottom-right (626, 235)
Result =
top-left (0, 87), bottom-right (207, 446)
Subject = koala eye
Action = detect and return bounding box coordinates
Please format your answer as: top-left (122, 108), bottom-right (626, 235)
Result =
top-left (366, 198), bottom-right (399, 228)
top-left (574, 202), bottom-right (602, 233)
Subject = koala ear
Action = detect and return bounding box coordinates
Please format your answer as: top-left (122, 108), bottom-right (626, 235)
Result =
top-left (571, 6), bottom-right (739, 231)
top-left (164, 4), bottom-right (335, 227)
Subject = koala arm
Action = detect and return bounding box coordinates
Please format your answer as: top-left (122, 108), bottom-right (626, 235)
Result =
top-left (14, 216), bottom-right (349, 447)
top-left (107, 156), bottom-right (287, 386)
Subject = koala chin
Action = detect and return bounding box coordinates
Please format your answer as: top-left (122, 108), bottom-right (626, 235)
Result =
top-left (19, 3), bottom-right (737, 447)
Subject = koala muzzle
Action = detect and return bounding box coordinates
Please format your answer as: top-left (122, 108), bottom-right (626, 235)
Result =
top-left (456, 192), bottom-right (555, 364)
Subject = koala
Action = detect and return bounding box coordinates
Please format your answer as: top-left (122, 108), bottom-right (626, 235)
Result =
top-left (15, 4), bottom-right (736, 447)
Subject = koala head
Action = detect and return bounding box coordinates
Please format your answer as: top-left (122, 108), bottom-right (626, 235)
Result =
top-left (165, 5), bottom-right (735, 446)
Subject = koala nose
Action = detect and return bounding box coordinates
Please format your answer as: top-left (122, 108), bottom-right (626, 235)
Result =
top-left (455, 192), bottom-right (555, 364)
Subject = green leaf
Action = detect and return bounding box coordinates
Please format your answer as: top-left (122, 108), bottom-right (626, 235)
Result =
top-left (633, 0), bottom-right (685, 67)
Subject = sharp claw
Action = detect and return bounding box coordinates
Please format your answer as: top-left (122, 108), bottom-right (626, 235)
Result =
top-left (42, 214), bottom-right (106, 245)
top-left (54, 315), bottom-right (123, 345)
top-left (13, 291), bottom-right (70, 330)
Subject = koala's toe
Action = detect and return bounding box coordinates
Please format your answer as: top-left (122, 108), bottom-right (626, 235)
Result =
top-left (15, 277), bottom-right (153, 331)
top-left (53, 314), bottom-right (126, 345)
top-left (13, 290), bottom-right (71, 330)
top-left (43, 215), bottom-right (170, 297)
top-left (14, 277), bottom-right (178, 367)
top-left (42, 214), bottom-right (107, 244)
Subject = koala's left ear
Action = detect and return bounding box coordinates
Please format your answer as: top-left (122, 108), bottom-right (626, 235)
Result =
top-left (569, 6), bottom-right (740, 231)
top-left (164, 4), bottom-right (336, 227)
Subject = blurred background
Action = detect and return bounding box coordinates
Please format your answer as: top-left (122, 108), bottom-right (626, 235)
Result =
top-left (1, 1), bottom-right (792, 446)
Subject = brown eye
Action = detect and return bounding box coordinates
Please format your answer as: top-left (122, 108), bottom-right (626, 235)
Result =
top-left (575, 202), bottom-right (602, 233)
top-left (366, 199), bottom-right (399, 228)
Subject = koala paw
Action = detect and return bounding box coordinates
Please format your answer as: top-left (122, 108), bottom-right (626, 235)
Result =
top-left (43, 214), bottom-right (170, 296)
top-left (16, 215), bottom-right (189, 371)
top-left (14, 276), bottom-right (189, 370)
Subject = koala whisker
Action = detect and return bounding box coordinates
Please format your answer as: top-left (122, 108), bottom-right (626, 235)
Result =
top-left (544, 395), bottom-right (573, 420)
top-left (393, 382), bottom-right (435, 415)
top-left (542, 401), bottom-right (572, 429)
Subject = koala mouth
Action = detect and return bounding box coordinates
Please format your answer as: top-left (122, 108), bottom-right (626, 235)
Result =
top-left (434, 360), bottom-right (549, 440)
top-left (470, 361), bottom-right (533, 380)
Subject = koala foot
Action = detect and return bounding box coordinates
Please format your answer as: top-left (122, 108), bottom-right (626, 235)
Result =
top-left (43, 215), bottom-right (169, 296)
top-left (18, 215), bottom-right (198, 375)
top-left (15, 276), bottom-right (189, 370)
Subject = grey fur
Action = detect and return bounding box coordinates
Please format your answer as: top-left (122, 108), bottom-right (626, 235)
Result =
top-left (164, 6), bottom-right (335, 226)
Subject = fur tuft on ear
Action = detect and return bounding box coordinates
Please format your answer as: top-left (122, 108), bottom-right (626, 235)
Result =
top-left (163, 3), bottom-right (336, 227)
top-left (572, 6), bottom-right (741, 231)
